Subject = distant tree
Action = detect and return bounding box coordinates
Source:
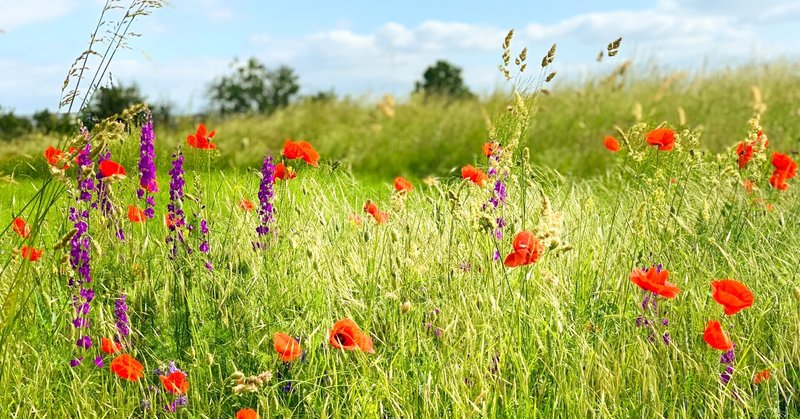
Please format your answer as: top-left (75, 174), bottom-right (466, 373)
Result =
top-left (414, 60), bottom-right (473, 99)
top-left (0, 107), bottom-right (33, 141)
top-left (207, 57), bottom-right (300, 115)
top-left (304, 89), bottom-right (337, 103)
top-left (82, 84), bottom-right (146, 125)
top-left (32, 109), bottom-right (74, 134)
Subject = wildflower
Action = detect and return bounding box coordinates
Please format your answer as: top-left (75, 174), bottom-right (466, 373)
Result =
top-left (274, 162), bottom-right (296, 181)
top-left (114, 294), bottom-right (130, 340)
top-left (743, 179), bottom-right (755, 193)
top-left (328, 318), bottom-right (375, 353)
top-left (101, 337), bottom-right (122, 354)
top-left (44, 146), bottom-right (75, 170)
top-left (703, 320), bottom-right (733, 351)
top-left (110, 354), bottom-right (144, 381)
top-left (603, 135), bottom-right (621, 152)
top-left (736, 142), bottom-right (754, 169)
top-left (69, 141), bottom-right (94, 363)
top-left (394, 176), bottom-right (413, 193)
top-left (166, 149), bottom-right (187, 257)
top-left (273, 333), bottom-right (303, 362)
top-left (12, 217), bottom-right (31, 238)
top-left (187, 123), bottom-right (216, 150)
top-left (236, 408), bottom-right (258, 419)
top-left (710, 279), bottom-right (754, 315)
top-left (769, 152), bottom-right (798, 190)
top-left (348, 213), bottom-right (363, 226)
top-left (282, 140), bottom-right (319, 166)
top-left (20, 245), bottom-right (43, 262)
top-left (160, 371), bottom-right (190, 394)
top-left (253, 156), bottom-right (276, 249)
top-left (646, 128), bottom-right (675, 151)
top-left (128, 205), bottom-right (146, 223)
top-left (239, 198), bottom-right (255, 212)
top-left (138, 114), bottom-right (158, 219)
top-left (630, 266), bottom-right (680, 299)
top-left (93, 355), bottom-right (104, 368)
top-left (461, 164), bottom-right (488, 186)
top-left (503, 231), bottom-right (544, 267)
top-left (364, 201), bottom-right (388, 224)
top-left (98, 160), bottom-right (127, 180)
top-left (753, 369), bottom-right (771, 385)
top-left (164, 396), bottom-right (188, 413)
top-left (483, 141), bottom-right (499, 157)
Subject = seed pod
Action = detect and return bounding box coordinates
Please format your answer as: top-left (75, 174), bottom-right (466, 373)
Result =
top-left (401, 301), bottom-right (412, 313)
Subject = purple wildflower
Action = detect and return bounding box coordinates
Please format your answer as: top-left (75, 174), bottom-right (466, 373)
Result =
top-left (114, 294), bottom-right (130, 340)
top-left (69, 139), bottom-right (95, 363)
top-left (166, 149), bottom-right (187, 257)
top-left (93, 355), bottom-right (104, 368)
top-left (254, 156), bottom-right (276, 249)
top-left (70, 357), bottom-right (83, 367)
top-left (138, 114), bottom-right (158, 219)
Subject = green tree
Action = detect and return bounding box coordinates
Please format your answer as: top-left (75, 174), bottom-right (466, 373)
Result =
top-left (207, 57), bottom-right (300, 115)
top-left (32, 109), bottom-right (74, 135)
top-left (0, 107), bottom-right (33, 141)
top-left (414, 60), bottom-right (474, 99)
top-left (82, 84), bottom-right (146, 123)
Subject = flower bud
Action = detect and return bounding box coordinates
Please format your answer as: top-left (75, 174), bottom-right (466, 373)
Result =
top-left (401, 301), bottom-right (412, 313)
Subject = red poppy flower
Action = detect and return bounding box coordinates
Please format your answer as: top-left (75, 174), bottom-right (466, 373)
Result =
top-left (482, 142), bottom-right (499, 157)
top-left (769, 152), bottom-right (798, 190)
top-left (160, 371), bottom-right (189, 394)
top-left (283, 140), bottom-right (319, 166)
top-left (363, 201), bottom-right (389, 224)
top-left (239, 198), bottom-right (255, 212)
top-left (711, 279), bottom-right (754, 315)
top-left (461, 164), bottom-right (488, 186)
top-left (273, 332), bottom-right (303, 362)
top-left (743, 179), bottom-right (755, 194)
top-left (274, 162), bottom-right (296, 181)
top-left (736, 142), bottom-right (754, 169)
top-left (646, 128), bottom-right (675, 151)
top-left (20, 245), bottom-right (43, 262)
top-left (394, 176), bottom-right (413, 193)
top-left (187, 123), bottom-right (216, 150)
top-left (101, 337), bottom-right (122, 354)
top-left (503, 231), bottom-right (544, 267)
top-left (140, 178), bottom-right (158, 193)
top-left (12, 217), bottom-right (30, 238)
top-left (629, 266), bottom-right (680, 299)
top-left (44, 146), bottom-right (70, 169)
top-left (127, 205), bottom-right (145, 223)
top-left (753, 369), bottom-right (770, 385)
top-left (603, 135), bottom-right (621, 152)
top-left (703, 320), bottom-right (733, 351)
top-left (110, 354), bottom-right (144, 381)
top-left (236, 408), bottom-right (258, 419)
top-left (329, 318), bottom-right (374, 353)
top-left (98, 160), bottom-right (127, 180)
top-left (165, 213), bottom-right (177, 229)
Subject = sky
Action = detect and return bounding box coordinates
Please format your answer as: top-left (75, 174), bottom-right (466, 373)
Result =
top-left (1, 0), bottom-right (799, 114)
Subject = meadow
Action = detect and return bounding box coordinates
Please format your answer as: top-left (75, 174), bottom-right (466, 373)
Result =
top-left (1, 58), bottom-right (800, 417)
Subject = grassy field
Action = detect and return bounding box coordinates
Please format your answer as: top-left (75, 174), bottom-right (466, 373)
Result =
top-left (1, 63), bottom-right (800, 417)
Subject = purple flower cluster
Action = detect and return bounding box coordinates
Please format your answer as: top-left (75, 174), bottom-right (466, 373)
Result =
top-left (115, 294), bottom-right (130, 341)
top-left (69, 141), bottom-right (95, 366)
top-left (720, 344), bottom-right (736, 384)
top-left (253, 155), bottom-right (276, 250)
top-left (481, 145), bottom-right (509, 261)
top-left (138, 114), bottom-right (158, 219)
top-left (635, 289), bottom-right (672, 345)
top-left (166, 149), bottom-right (187, 257)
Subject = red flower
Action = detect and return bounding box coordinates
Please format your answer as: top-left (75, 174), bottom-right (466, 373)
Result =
top-left (753, 369), bottom-right (771, 385)
top-left (127, 205), bottom-right (145, 223)
top-left (629, 266), bottom-right (680, 299)
top-left (394, 176), bottom-right (413, 193)
top-left (703, 320), bottom-right (733, 351)
top-left (236, 409), bottom-right (258, 419)
top-left (348, 213), bottom-right (363, 226)
top-left (160, 371), bottom-right (189, 394)
top-left (328, 318), bottom-right (374, 353)
top-left (12, 217), bottom-right (30, 238)
top-left (769, 152), bottom-right (798, 190)
top-left (743, 179), bottom-right (755, 194)
top-left (363, 201), bottom-right (389, 224)
top-left (736, 142), bottom-right (754, 169)
top-left (187, 123), bottom-right (216, 150)
top-left (646, 128), bottom-right (675, 151)
top-left (98, 160), bottom-right (126, 180)
top-left (461, 164), bottom-right (488, 186)
top-left (165, 213), bottom-right (177, 229)
top-left (20, 245), bottom-right (43, 262)
top-left (273, 332), bottom-right (303, 362)
top-left (503, 231), bottom-right (544, 267)
top-left (44, 146), bottom-right (70, 169)
top-left (710, 279), bottom-right (754, 315)
top-left (110, 354), bottom-right (144, 381)
top-left (603, 135), bottom-right (621, 152)
top-left (482, 142), bottom-right (499, 157)
top-left (239, 198), bottom-right (255, 212)
top-left (283, 140), bottom-right (319, 166)
top-left (274, 162), bottom-right (296, 181)
top-left (101, 337), bottom-right (122, 354)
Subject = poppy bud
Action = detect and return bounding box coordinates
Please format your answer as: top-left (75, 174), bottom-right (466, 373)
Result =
top-left (390, 229), bottom-right (399, 242)
top-left (363, 230), bottom-right (371, 242)
top-left (794, 287), bottom-right (800, 302)
top-left (401, 301), bottom-right (412, 313)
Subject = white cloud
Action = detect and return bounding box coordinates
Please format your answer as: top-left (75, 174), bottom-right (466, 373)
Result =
top-left (0, 0), bottom-right (80, 31)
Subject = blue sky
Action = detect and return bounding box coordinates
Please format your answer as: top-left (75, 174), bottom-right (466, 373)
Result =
top-left (1, 0), bottom-right (799, 114)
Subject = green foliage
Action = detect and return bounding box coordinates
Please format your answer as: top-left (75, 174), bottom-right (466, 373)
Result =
top-left (0, 107), bottom-right (33, 141)
top-left (414, 60), bottom-right (474, 99)
top-left (207, 57), bottom-right (300, 115)
top-left (31, 109), bottom-right (74, 135)
top-left (81, 84), bottom-right (146, 125)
